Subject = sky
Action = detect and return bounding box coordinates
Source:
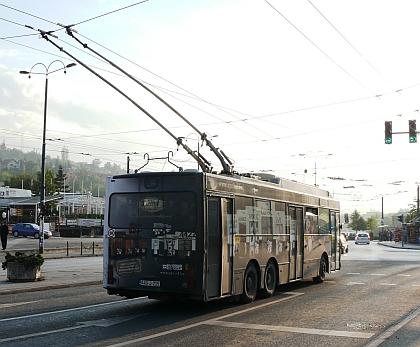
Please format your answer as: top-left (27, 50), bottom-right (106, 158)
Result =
top-left (1, 0), bottom-right (420, 215)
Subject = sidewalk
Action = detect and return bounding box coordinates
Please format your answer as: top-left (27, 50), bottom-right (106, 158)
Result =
top-left (377, 240), bottom-right (420, 250)
top-left (0, 248), bottom-right (103, 295)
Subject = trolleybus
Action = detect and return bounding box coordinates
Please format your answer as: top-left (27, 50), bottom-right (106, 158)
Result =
top-left (41, 24), bottom-right (341, 303)
top-left (104, 170), bottom-right (341, 303)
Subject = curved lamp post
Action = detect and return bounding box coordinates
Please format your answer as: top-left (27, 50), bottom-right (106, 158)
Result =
top-left (20, 60), bottom-right (76, 254)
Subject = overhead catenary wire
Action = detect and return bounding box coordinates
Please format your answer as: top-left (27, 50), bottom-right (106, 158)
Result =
top-left (264, 0), bottom-right (366, 88)
top-left (2, 6), bottom-right (420, 143)
top-left (1, 6), bottom-right (274, 143)
top-left (307, 0), bottom-right (387, 82)
top-left (2, 3), bottom-right (420, 175)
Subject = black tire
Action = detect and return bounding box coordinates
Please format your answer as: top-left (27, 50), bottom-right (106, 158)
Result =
top-left (313, 256), bottom-right (327, 284)
top-left (34, 233), bottom-right (40, 239)
top-left (260, 261), bottom-right (277, 298)
top-left (240, 263), bottom-right (258, 304)
top-left (13, 231), bottom-right (19, 237)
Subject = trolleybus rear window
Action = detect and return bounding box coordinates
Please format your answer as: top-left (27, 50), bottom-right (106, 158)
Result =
top-left (109, 192), bottom-right (197, 230)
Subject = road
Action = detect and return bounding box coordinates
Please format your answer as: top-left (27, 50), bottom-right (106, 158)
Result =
top-left (0, 241), bottom-right (419, 347)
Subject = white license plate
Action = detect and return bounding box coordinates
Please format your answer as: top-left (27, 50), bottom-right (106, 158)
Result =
top-left (139, 280), bottom-right (160, 287)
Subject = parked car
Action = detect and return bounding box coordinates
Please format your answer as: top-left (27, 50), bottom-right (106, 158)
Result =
top-left (348, 232), bottom-right (356, 240)
top-left (12, 223), bottom-right (52, 239)
top-left (355, 232), bottom-right (370, 245)
top-left (339, 233), bottom-right (349, 254)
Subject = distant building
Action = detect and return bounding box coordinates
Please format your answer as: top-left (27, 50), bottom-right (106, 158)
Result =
top-left (0, 186), bottom-right (32, 198)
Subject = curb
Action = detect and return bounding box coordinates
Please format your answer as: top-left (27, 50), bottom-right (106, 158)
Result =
top-left (0, 280), bottom-right (102, 295)
top-left (377, 242), bottom-right (420, 250)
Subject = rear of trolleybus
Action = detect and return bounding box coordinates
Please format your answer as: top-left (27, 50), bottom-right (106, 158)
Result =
top-left (103, 172), bottom-right (205, 301)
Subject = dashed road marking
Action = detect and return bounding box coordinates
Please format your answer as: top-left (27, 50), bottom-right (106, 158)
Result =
top-left (0, 301), bottom-right (38, 309)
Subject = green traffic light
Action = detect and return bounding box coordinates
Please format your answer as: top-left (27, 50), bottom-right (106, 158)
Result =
top-left (409, 135), bottom-right (417, 143)
top-left (385, 137), bottom-right (392, 144)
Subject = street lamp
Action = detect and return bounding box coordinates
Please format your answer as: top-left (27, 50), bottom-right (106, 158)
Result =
top-left (20, 60), bottom-right (76, 254)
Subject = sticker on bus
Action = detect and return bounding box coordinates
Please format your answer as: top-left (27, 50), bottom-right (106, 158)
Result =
top-left (139, 279), bottom-right (161, 287)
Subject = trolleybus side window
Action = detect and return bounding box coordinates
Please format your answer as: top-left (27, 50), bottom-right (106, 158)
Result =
top-left (305, 208), bottom-right (318, 234)
top-left (256, 199), bottom-right (272, 234)
top-left (274, 202), bottom-right (286, 234)
top-left (318, 208), bottom-right (330, 235)
top-left (234, 196), bottom-right (252, 235)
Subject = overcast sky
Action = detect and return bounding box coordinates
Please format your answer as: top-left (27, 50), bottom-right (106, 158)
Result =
top-left (1, 0), bottom-right (420, 215)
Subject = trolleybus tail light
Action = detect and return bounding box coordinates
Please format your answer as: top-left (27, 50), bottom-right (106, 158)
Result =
top-left (108, 265), bottom-right (114, 284)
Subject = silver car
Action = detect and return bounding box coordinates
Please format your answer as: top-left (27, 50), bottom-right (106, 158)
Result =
top-left (355, 232), bottom-right (370, 245)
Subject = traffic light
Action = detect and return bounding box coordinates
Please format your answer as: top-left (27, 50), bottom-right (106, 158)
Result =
top-left (409, 119), bottom-right (417, 143)
top-left (397, 215), bottom-right (404, 222)
top-left (344, 213), bottom-right (349, 223)
top-left (384, 121), bottom-right (392, 144)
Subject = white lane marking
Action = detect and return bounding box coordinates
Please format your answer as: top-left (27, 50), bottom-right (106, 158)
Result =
top-left (0, 297), bottom-right (148, 322)
top-left (0, 314), bottom-right (149, 343)
top-left (347, 282), bottom-right (365, 285)
top-left (0, 301), bottom-right (38, 309)
top-left (347, 273), bottom-right (360, 275)
top-left (105, 292), bottom-right (305, 347)
top-left (0, 326), bottom-right (82, 343)
top-left (397, 274), bottom-right (411, 277)
top-left (364, 305), bottom-right (420, 347)
top-left (412, 284), bottom-right (420, 287)
top-left (379, 283), bottom-right (397, 286)
top-left (204, 320), bottom-right (374, 339)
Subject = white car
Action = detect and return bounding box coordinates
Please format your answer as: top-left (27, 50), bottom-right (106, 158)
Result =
top-left (43, 230), bottom-right (53, 239)
top-left (355, 232), bottom-right (370, 245)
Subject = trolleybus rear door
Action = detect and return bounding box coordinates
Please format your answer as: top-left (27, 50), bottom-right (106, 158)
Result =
top-left (206, 197), bottom-right (233, 298)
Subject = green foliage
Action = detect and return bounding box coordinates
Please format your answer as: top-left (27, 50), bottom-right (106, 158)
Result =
top-left (348, 209), bottom-right (367, 231)
top-left (2, 251), bottom-right (45, 270)
top-left (54, 165), bottom-right (69, 193)
top-left (365, 215), bottom-right (380, 231)
top-left (1, 145), bottom-right (124, 198)
top-left (406, 205), bottom-right (418, 222)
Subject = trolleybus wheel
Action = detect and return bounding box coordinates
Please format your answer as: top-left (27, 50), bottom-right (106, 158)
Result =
top-left (313, 255), bottom-right (327, 284)
top-left (240, 263), bottom-right (258, 304)
top-left (260, 261), bottom-right (277, 298)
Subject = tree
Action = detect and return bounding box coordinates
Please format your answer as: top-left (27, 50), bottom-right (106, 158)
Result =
top-left (348, 209), bottom-right (366, 231)
top-left (31, 168), bottom-right (56, 196)
top-left (405, 205), bottom-right (418, 222)
top-left (54, 165), bottom-right (69, 193)
top-left (366, 214), bottom-right (380, 231)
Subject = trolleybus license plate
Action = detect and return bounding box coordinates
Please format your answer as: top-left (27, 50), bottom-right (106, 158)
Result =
top-left (139, 280), bottom-right (160, 287)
